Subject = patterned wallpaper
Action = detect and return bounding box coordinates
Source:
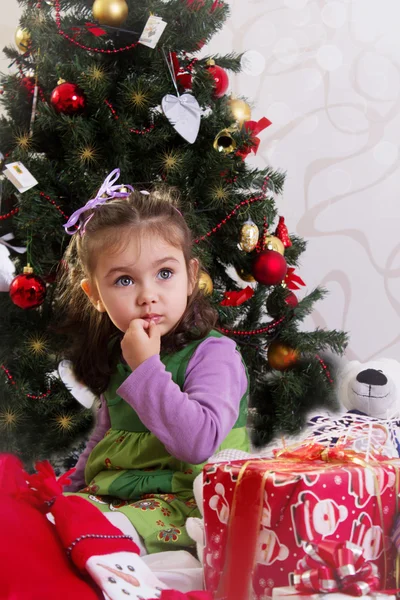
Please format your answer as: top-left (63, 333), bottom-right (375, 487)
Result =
top-left (2, 0), bottom-right (400, 361)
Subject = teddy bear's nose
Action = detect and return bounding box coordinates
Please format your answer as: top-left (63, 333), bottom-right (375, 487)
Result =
top-left (356, 369), bottom-right (388, 386)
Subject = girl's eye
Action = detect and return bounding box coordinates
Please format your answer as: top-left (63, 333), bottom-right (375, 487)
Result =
top-left (158, 269), bottom-right (173, 280)
top-left (115, 276), bottom-right (133, 287)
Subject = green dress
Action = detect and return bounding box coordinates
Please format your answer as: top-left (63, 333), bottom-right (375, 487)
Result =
top-left (71, 330), bottom-right (250, 553)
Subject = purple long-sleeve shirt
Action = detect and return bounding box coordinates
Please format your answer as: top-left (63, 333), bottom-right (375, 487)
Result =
top-left (64, 336), bottom-right (248, 492)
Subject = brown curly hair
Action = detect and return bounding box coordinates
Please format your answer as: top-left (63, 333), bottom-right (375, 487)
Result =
top-left (54, 189), bottom-right (217, 395)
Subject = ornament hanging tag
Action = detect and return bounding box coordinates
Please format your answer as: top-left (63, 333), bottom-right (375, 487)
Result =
top-left (3, 162), bottom-right (38, 193)
top-left (139, 15), bottom-right (167, 49)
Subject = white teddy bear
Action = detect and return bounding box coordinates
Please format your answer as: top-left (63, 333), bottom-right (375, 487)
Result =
top-left (338, 358), bottom-right (400, 419)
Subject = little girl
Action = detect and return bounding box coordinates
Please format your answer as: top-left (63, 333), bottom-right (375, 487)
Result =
top-left (58, 169), bottom-right (250, 556)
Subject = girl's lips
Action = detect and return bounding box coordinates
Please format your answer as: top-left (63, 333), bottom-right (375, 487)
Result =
top-left (143, 315), bottom-right (162, 323)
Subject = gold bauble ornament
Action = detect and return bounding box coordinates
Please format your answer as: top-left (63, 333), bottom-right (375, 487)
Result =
top-left (198, 271), bottom-right (213, 295)
top-left (235, 266), bottom-right (256, 283)
top-left (92, 0), bottom-right (129, 27)
top-left (239, 219), bottom-right (259, 253)
top-left (264, 235), bottom-right (285, 255)
top-left (229, 98), bottom-right (251, 124)
top-left (213, 127), bottom-right (237, 154)
top-left (15, 27), bottom-right (31, 53)
top-left (267, 340), bottom-right (299, 371)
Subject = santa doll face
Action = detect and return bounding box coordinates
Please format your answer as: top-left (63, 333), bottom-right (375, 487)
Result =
top-left (257, 529), bottom-right (289, 565)
top-left (313, 499), bottom-right (343, 536)
top-left (361, 526), bottom-right (383, 560)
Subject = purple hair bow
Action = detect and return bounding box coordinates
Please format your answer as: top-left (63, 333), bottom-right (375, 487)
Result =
top-left (63, 168), bottom-right (134, 235)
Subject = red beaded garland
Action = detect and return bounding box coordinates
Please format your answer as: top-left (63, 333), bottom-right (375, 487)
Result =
top-left (54, 0), bottom-right (138, 54)
top-left (217, 316), bottom-right (285, 336)
top-left (1, 364), bottom-right (52, 399)
top-left (194, 177), bottom-right (269, 244)
top-left (0, 208), bottom-right (19, 221)
top-left (104, 99), bottom-right (155, 134)
top-left (39, 191), bottom-right (69, 220)
top-left (316, 355), bottom-right (333, 384)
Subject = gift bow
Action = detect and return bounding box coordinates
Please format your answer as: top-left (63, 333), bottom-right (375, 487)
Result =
top-left (294, 540), bottom-right (380, 596)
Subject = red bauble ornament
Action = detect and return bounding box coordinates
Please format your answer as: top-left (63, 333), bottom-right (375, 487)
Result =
top-left (207, 63), bottom-right (229, 98)
top-left (285, 290), bottom-right (298, 308)
top-left (266, 289), bottom-right (298, 317)
top-left (9, 265), bottom-right (46, 309)
top-left (50, 82), bottom-right (86, 115)
top-left (252, 250), bottom-right (287, 286)
top-left (20, 76), bottom-right (35, 94)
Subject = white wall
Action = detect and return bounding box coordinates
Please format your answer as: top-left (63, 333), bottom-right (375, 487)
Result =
top-left (0, 0), bottom-right (20, 82)
top-left (3, 0), bottom-right (400, 361)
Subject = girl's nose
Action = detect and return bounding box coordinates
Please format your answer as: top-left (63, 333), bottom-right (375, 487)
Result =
top-left (137, 284), bottom-right (157, 305)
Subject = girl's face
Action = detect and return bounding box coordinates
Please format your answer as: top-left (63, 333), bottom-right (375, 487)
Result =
top-left (82, 231), bottom-right (198, 337)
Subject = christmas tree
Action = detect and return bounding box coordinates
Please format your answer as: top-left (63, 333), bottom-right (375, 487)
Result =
top-left (0, 0), bottom-right (347, 466)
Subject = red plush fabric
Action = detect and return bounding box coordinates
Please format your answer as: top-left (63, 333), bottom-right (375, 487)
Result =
top-left (26, 459), bottom-right (140, 572)
top-left (51, 494), bottom-right (140, 571)
top-left (0, 454), bottom-right (101, 600)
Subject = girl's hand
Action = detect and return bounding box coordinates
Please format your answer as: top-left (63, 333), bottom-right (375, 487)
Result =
top-left (121, 319), bottom-right (161, 371)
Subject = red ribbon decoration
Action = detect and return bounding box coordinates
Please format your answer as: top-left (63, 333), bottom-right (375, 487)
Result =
top-left (273, 441), bottom-right (389, 465)
top-left (170, 52), bottom-right (193, 90)
top-left (220, 286), bottom-right (254, 307)
top-left (294, 540), bottom-right (380, 596)
top-left (85, 22), bottom-right (107, 36)
top-left (236, 117), bottom-right (272, 159)
top-left (70, 23), bottom-right (107, 40)
top-left (285, 267), bottom-right (306, 291)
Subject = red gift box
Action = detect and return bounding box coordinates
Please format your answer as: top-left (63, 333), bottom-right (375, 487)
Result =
top-left (203, 446), bottom-right (400, 600)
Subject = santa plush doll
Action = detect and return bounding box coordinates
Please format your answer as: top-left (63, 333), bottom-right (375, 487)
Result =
top-left (0, 454), bottom-right (210, 600)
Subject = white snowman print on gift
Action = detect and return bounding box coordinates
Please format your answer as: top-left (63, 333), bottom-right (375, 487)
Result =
top-left (291, 490), bottom-right (348, 547)
top-left (256, 528), bottom-right (289, 566)
top-left (351, 512), bottom-right (390, 560)
top-left (255, 491), bottom-right (289, 566)
top-left (262, 491), bottom-right (271, 528)
top-left (209, 482), bottom-right (230, 524)
top-left (346, 465), bottom-right (396, 508)
top-left (272, 471), bottom-right (319, 488)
